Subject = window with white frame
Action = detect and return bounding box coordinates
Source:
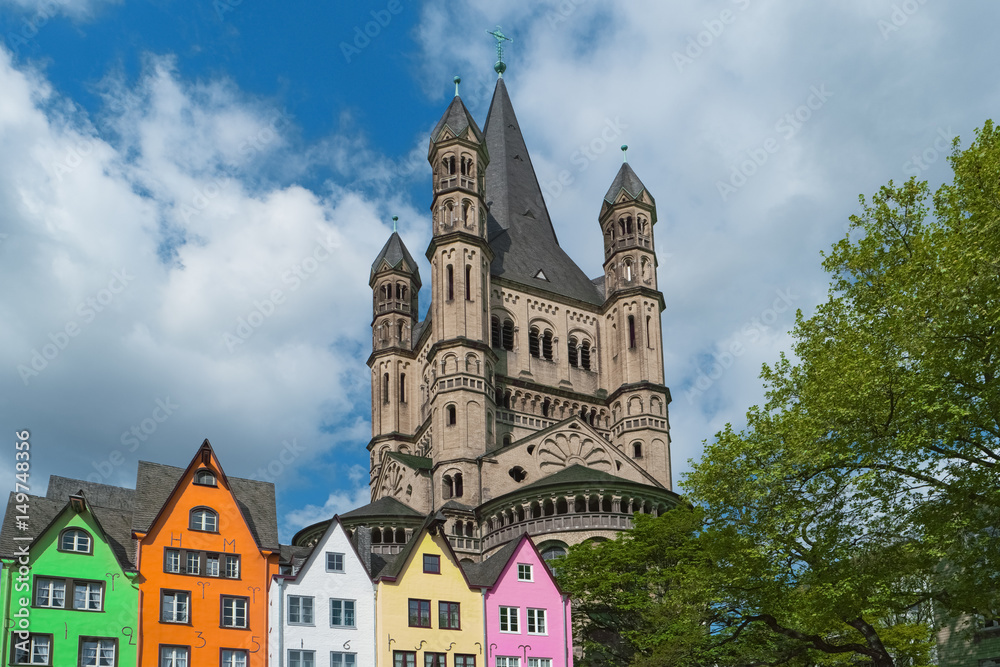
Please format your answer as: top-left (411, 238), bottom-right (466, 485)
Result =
top-left (288, 596), bottom-right (314, 625)
top-left (189, 508), bottom-right (218, 532)
top-left (226, 554), bottom-right (240, 578)
top-left (499, 606), bottom-right (519, 633)
top-left (527, 659), bottom-right (551, 667)
top-left (526, 608), bottom-right (547, 635)
top-left (194, 469), bottom-right (217, 486)
top-left (221, 596), bottom-right (248, 628)
top-left (326, 552), bottom-right (345, 573)
top-left (330, 599), bottom-right (355, 627)
top-left (185, 552), bottom-right (200, 575)
top-left (454, 657), bottom-right (475, 667)
top-left (221, 650), bottom-right (247, 667)
top-left (160, 590), bottom-right (190, 623)
top-left (206, 554), bottom-right (220, 577)
top-left (34, 578), bottom-right (66, 608)
top-left (164, 549), bottom-right (181, 573)
top-left (159, 646), bottom-right (188, 667)
top-left (12, 634), bottom-right (50, 665)
top-left (329, 653), bottom-right (356, 667)
top-left (517, 563), bottom-right (532, 581)
top-left (73, 580), bottom-right (104, 611)
top-left (80, 638), bottom-right (116, 667)
top-left (289, 651), bottom-right (314, 667)
top-left (59, 528), bottom-right (92, 553)
top-left (495, 657), bottom-right (520, 667)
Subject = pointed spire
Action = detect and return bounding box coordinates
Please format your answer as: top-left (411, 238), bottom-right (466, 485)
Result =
top-left (371, 232), bottom-right (421, 287)
top-left (430, 89), bottom-right (483, 144)
top-left (604, 161), bottom-right (653, 206)
top-left (483, 77), bottom-right (603, 305)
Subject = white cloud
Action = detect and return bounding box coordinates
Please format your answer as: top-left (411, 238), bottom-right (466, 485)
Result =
top-left (1, 0), bottom-right (119, 22)
top-left (284, 480), bottom-right (372, 535)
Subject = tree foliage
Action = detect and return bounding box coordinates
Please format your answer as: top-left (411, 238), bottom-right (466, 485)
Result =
top-left (562, 121), bottom-right (1000, 666)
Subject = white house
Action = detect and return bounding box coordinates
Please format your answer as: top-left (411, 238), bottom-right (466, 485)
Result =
top-left (269, 516), bottom-right (376, 667)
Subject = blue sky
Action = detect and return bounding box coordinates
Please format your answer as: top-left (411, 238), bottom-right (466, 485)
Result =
top-left (2, 0), bottom-right (998, 541)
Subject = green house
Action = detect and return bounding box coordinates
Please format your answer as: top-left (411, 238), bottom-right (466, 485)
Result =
top-left (0, 478), bottom-right (138, 667)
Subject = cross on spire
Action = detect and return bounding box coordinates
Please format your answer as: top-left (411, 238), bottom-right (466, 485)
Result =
top-left (487, 26), bottom-right (513, 77)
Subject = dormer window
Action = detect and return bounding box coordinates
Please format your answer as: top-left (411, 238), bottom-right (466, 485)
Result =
top-left (189, 508), bottom-right (218, 532)
top-left (194, 470), bottom-right (217, 487)
top-left (59, 529), bottom-right (92, 553)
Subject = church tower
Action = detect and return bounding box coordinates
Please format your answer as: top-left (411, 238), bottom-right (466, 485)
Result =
top-left (424, 80), bottom-right (495, 509)
top-left (368, 228), bottom-right (421, 486)
top-left (601, 153), bottom-right (672, 486)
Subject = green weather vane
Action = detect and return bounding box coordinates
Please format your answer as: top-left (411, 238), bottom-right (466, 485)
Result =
top-left (487, 26), bottom-right (513, 77)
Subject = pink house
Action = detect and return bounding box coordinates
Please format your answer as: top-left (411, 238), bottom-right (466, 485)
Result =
top-left (467, 533), bottom-right (574, 667)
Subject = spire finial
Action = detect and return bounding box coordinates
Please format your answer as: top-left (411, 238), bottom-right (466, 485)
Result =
top-left (453, 76), bottom-right (461, 97)
top-left (487, 26), bottom-right (512, 77)
top-left (621, 145), bottom-right (628, 163)
top-left (392, 215), bottom-right (398, 233)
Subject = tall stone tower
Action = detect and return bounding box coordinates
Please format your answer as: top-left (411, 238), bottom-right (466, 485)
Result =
top-left (295, 69), bottom-right (679, 565)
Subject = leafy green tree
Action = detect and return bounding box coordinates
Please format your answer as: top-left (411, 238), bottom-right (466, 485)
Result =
top-left (683, 120), bottom-right (1000, 666)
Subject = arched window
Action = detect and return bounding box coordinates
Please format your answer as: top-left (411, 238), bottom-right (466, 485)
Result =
top-left (540, 542), bottom-right (567, 564)
top-left (628, 316), bottom-right (636, 349)
top-left (371, 527), bottom-right (381, 544)
top-left (383, 527), bottom-right (394, 543)
top-left (618, 218), bottom-right (626, 236)
top-left (581, 341), bottom-right (592, 370)
top-left (466, 521), bottom-right (475, 537)
top-left (502, 319), bottom-right (514, 351)
top-left (443, 475), bottom-right (454, 500)
top-left (397, 321), bottom-right (404, 342)
top-left (646, 315), bottom-right (652, 347)
top-left (542, 330), bottom-right (553, 361)
top-left (465, 265), bottom-right (472, 301)
top-left (454, 473), bottom-right (464, 498)
top-left (626, 215), bottom-right (633, 234)
top-left (383, 373), bottom-right (390, 404)
top-left (399, 374), bottom-right (406, 403)
top-left (624, 258), bottom-right (633, 282)
top-left (541, 398), bottom-right (551, 418)
top-left (446, 405), bottom-right (457, 426)
top-left (194, 469), bottom-right (216, 486)
top-left (446, 265), bottom-right (454, 300)
top-left (447, 156), bottom-right (455, 174)
top-left (395, 527), bottom-right (405, 543)
top-left (462, 200), bottom-right (471, 226)
top-left (503, 434), bottom-right (512, 448)
top-left (503, 390), bottom-right (512, 410)
top-left (380, 284), bottom-right (389, 302)
top-left (568, 337), bottom-right (578, 367)
top-left (59, 528), bottom-right (92, 553)
top-left (633, 442), bottom-right (643, 459)
top-left (528, 327), bottom-right (540, 358)
top-left (190, 508), bottom-right (218, 532)
top-left (491, 316), bottom-right (502, 348)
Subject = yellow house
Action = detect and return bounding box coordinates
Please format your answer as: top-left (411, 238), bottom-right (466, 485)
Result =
top-left (375, 516), bottom-right (484, 667)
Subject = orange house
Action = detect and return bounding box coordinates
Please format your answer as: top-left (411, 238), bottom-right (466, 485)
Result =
top-left (132, 440), bottom-right (280, 667)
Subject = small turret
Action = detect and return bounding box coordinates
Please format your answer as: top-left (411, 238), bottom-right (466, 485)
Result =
top-left (370, 225), bottom-right (420, 352)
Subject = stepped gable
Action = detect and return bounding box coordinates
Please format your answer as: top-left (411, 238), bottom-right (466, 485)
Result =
top-left (483, 77), bottom-right (603, 305)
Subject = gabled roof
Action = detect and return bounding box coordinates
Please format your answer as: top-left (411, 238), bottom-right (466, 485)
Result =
top-left (0, 491), bottom-right (136, 569)
top-left (430, 94), bottom-right (484, 144)
top-left (131, 440), bottom-right (279, 551)
top-left (340, 495), bottom-right (423, 520)
top-left (375, 513), bottom-right (477, 588)
top-left (483, 78), bottom-right (603, 306)
top-left (386, 451), bottom-right (433, 470)
top-left (462, 531), bottom-right (523, 587)
top-left (604, 161), bottom-right (653, 205)
top-left (370, 232), bottom-right (421, 286)
top-left (47, 476), bottom-right (135, 511)
top-left (279, 516), bottom-right (375, 582)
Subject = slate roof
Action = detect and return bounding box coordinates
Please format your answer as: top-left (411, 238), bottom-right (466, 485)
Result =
top-left (439, 500), bottom-right (476, 512)
top-left (47, 476), bottom-right (135, 511)
top-left (483, 78), bottom-right (604, 306)
top-left (430, 94), bottom-right (484, 144)
top-left (340, 495), bottom-right (423, 520)
top-left (386, 451), bottom-right (433, 470)
top-left (131, 460), bottom-right (279, 550)
top-left (462, 532), bottom-right (522, 587)
top-left (370, 232), bottom-right (421, 286)
top-left (0, 492), bottom-right (136, 569)
top-left (517, 464), bottom-right (645, 494)
top-left (604, 161), bottom-right (653, 205)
